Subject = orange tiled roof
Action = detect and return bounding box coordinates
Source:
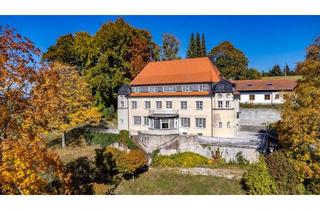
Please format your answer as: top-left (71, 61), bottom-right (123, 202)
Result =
top-left (233, 79), bottom-right (297, 92)
top-left (130, 91), bottom-right (210, 97)
top-left (130, 57), bottom-right (221, 85)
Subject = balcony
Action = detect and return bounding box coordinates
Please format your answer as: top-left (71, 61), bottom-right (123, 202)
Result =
top-left (149, 109), bottom-right (179, 118)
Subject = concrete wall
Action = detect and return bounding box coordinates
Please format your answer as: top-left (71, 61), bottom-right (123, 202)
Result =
top-left (158, 135), bottom-right (259, 163)
top-left (239, 108), bottom-right (281, 126)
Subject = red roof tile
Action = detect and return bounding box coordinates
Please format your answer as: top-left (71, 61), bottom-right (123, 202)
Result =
top-left (130, 57), bottom-right (221, 85)
top-left (233, 79), bottom-right (297, 92)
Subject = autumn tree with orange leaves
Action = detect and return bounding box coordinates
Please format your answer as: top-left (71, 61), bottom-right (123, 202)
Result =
top-left (0, 26), bottom-right (101, 194)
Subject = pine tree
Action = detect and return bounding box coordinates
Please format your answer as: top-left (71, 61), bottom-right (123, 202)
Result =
top-left (283, 64), bottom-right (291, 76)
top-left (187, 33), bottom-right (196, 58)
top-left (201, 33), bottom-right (207, 56)
top-left (195, 32), bottom-right (201, 57)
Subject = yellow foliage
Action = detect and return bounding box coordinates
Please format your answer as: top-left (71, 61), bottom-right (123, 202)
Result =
top-left (23, 62), bottom-right (102, 135)
top-left (0, 136), bottom-right (71, 195)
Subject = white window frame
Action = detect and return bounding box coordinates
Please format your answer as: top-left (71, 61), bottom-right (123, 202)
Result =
top-left (181, 101), bottom-right (188, 109)
top-left (226, 100), bottom-right (230, 108)
top-left (143, 116), bottom-right (149, 126)
top-left (156, 101), bottom-right (162, 109)
top-left (196, 101), bottom-right (203, 110)
top-left (131, 101), bottom-right (137, 109)
top-left (133, 116), bottom-right (141, 125)
top-left (181, 117), bottom-right (190, 128)
top-left (196, 118), bottom-right (206, 128)
top-left (218, 101), bottom-right (223, 108)
top-left (166, 101), bottom-right (172, 109)
top-left (145, 101), bottom-right (151, 109)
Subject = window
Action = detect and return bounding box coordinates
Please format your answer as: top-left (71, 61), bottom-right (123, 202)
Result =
top-left (120, 119), bottom-right (124, 124)
top-left (198, 133), bottom-right (203, 136)
top-left (199, 84), bottom-right (208, 91)
top-left (131, 101), bottom-right (137, 109)
top-left (249, 95), bottom-right (255, 101)
top-left (133, 116), bottom-right (141, 125)
top-left (182, 85), bottom-right (192, 92)
top-left (218, 122), bottom-right (222, 128)
top-left (164, 85), bottom-right (175, 92)
top-left (120, 101), bottom-right (124, 107)
top-left (264, 94), bottom-right (271, 100)
top-left (275, 94), bottom-right (280, 100)
top-left (236, 112), bottom-right (240, 119)
top-left (154, 119), bottom-right (160, 129)
top-left (196, 101), bottom-right (203, 110)
top-left (226, 101), bottom-right (230, 108)
top-left (145, 101), bottom-right (151, 109)
top-left (166, 101), bottom-right (172, 109)
top-left (181, 117), bottom-right (190, 128)
top-left (156, 101), bottom-right (162, 109)
top-left (143, 116), bottom-right (149, 126)
top-left (181, 101), bottom-right (187, 109)
top-left (218, 101), bottom-right (223, 108)
top-left (196, 118), bottom-right (206, 128)
top-left (161, 119), bottom-right (169, 129)
top-left (227, 121), bottom-right (231, 128)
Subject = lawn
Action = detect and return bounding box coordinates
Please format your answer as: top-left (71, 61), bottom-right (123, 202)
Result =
top-left (115, 168), bottom-right (245, 195)
top-left (261, 75), bottom-right (302, 80)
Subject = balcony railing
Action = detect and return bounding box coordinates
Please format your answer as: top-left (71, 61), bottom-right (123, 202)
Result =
top-left (149, 109), bottom-right (179, 115)
top-left (143, 128), bottom-right (179, 135)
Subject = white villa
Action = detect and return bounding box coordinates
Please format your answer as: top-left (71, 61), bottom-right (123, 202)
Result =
top-left (233, 79), bottom-right (297, 105)
top-left (117, 57), bottom-right (240, 138)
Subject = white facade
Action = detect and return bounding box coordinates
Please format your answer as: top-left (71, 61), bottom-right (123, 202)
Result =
top-left (239, 91), bottom-right (286, 105)
top-left (117, 92), bottom-right (240, 138)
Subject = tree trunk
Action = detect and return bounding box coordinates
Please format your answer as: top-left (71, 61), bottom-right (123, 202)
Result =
top-left (62, 131), bottom-right (66, 148)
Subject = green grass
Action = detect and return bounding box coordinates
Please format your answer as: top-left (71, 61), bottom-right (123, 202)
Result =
top-left (115, 168), bottom-right (245, 195)
top-left (261, 75), bottom-right (302, 80)
top-left (87, 132), bottom-right (137, 149)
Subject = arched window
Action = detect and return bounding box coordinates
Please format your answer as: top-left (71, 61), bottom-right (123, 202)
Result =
top-left (218, 122), bottom-right (222, 128)
top-left (227, 121), bottom-right (231, 128)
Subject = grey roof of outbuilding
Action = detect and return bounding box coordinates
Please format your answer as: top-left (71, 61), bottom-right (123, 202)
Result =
top-left (118, 84), bottom-right (131, 95)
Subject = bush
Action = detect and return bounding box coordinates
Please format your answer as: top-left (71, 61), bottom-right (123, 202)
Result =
top-left (242, 156), bottom-right (278, 195)
top-left (103, 105), bottom-right (116, 120)
top-left (88, 130), bottom-right (137, 149)
top-left (152, 152), bottom-right (210, 168)
top-left (235, 152), bottom-right (249, 165)
top-left (305, 179), bottom-right (320, 194)
top-left (266, 151), bottom-right (305, 194)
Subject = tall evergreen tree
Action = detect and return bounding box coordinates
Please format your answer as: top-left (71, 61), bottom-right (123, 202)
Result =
top-left (186, 33), bottom-right (196, 58)
top-left (269, 64), bottom-right (283, 76)
top-left (195, 32), bottom-right (201, 57)
top-left (283, 64), bottom-right (291, 76)
top-left (201, 33), bottom-right (207, 56)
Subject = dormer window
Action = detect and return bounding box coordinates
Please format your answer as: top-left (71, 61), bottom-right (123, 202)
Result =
top-left (266, 83), bottom-right (273, 86)
top-left (247, 84), bottom-right (253, 87)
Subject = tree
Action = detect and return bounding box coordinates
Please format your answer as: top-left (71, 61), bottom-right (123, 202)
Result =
top-left (0, 26), bottom-right (40, 139)
top-left (201, 33), bottom-right (207, 56)
top-left (195, 32), bottom-right (201, 57)
top-left (44, 18), bottom-right (159, 110)
top-left (24, 62), bottom-right (102, 147)
top-left (278, 37), bottom-right (320, 181)
top-left (186, 33), bottom-right (196, 58)
top-left (0, 26), bottom-right (70, 194)
top-left (160, 33), bottom-right (180, 60)
top-left (269, 64), bottom-right (283, 76)
top-left (247, 68), bottom-right (262, 80)
top-left (209, 41), bottom-right (249, 80)
top-left (0, 136), bottom-right (71, 195)
top-left (283, 64), bottom-right (291, 76)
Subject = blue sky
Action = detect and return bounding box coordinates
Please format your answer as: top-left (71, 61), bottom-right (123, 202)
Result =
top-left (1, 15), bottom-right (319, 72)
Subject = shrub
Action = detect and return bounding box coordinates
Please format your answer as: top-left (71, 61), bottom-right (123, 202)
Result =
top-left (100, 147), bottom-right (147, 179)
top-left (266, 151), bottom-right (305, 194)
top-left (242, 156), bottom-right (278, 195)
top-left (118, 130), bottom-right (137, 149)
top-left (64, 157), bottom-right (96, 195)
top-left (152, 152), bottom-right (210, 168)
top-left (235, 152), bottom-right (249, 165)
top-left (90, 132), bottom-right (119, 147)
top-left (103, 105), bottom-right (116, 120)
top-left (305, 179), bottom-right (320, 194)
